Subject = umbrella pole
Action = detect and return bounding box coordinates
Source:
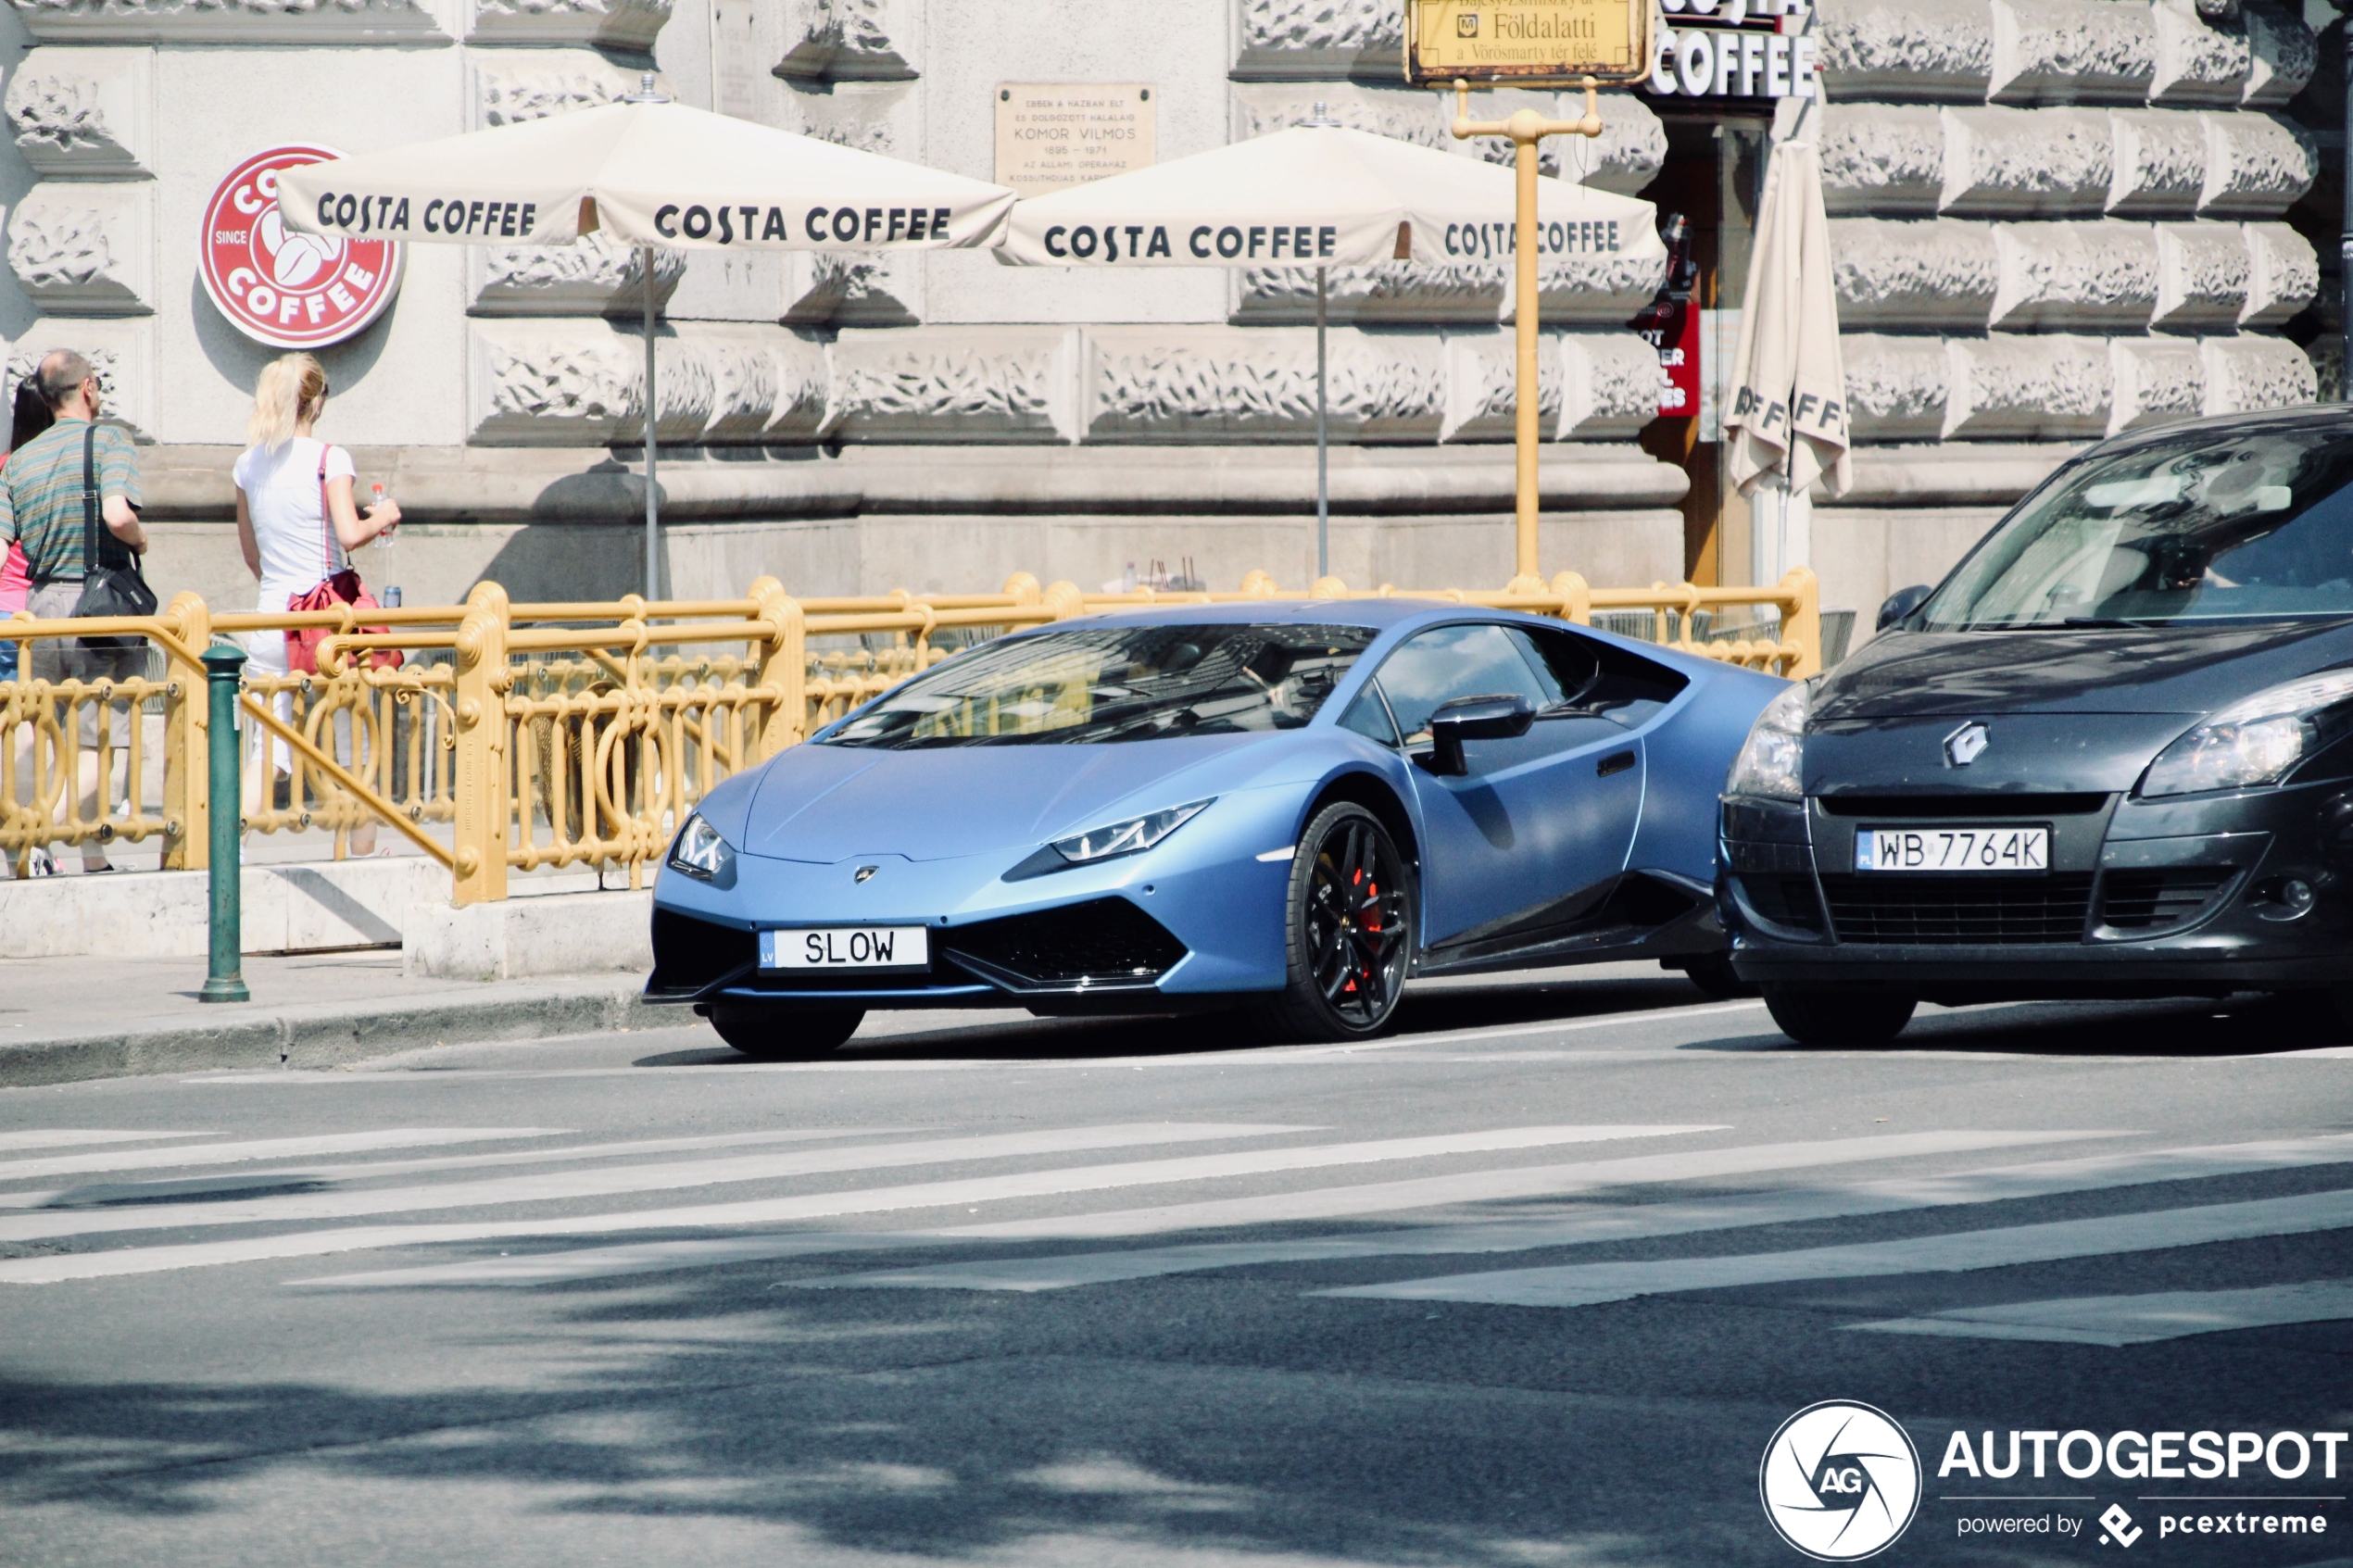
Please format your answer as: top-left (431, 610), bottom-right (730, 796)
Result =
top-left (1315, 265), bottom-right (1328, 581)
top-left (641, 243), bottom-right (659, 601)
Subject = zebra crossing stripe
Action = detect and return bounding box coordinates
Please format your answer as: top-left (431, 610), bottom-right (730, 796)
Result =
top-left (0, 1123), bottom-right (1707, 1284)
top-left (1317, 1187), bottom-right (2353, 1308)
top-left (300, 1129), bottom-right (2085, 1292)
top-left (808, 1131), bottom-right (2353, 1294)
top-left (1846, 1279), bottom-right (2353, 1346)
top-left (0, 1127), bottom-right (573, 1184)
top-left (0, 1123), bottom-right (1312, 1245)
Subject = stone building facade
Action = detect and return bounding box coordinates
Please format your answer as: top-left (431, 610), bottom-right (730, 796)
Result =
top-left (0, 0), bottom-right (2330, 615)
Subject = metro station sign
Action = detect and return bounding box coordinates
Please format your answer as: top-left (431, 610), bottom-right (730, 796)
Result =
top-left (1405, 0), bottom-right (1655, 87)
top-left (200, 145), bottom-right (403, 351)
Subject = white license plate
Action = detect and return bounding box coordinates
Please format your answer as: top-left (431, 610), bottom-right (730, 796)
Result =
top-left (1856, 827), bottom-right (2050, 872)
top-left (761, 926), bottom-right (929, 971)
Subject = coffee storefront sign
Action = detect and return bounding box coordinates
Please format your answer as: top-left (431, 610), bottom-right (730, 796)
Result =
top-left (1643, 0), bottom-right (1818, 101)
top-left (200, 145), bottom-right (402, 350)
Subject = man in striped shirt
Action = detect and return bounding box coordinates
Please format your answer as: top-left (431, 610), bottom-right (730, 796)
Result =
top-left (0, 349), bottom-right (150, 873)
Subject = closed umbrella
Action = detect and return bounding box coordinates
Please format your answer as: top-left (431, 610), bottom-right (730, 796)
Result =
top-left (1000, 111), bottom-right (1663, 578)
top-left (279, 78), bottom-right (1016, 595)
top-left (1722, 136), bottom-right (1850, 586)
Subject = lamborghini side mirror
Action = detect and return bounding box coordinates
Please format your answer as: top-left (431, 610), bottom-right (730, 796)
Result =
top-left (1423, 693), bottom-right (1536, 776)
top-left (1878, 584), bottom-right (1931, 632)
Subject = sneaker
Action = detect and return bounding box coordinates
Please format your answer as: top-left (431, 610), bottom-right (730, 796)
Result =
top-left (25, 847), bottom-right (55, 878)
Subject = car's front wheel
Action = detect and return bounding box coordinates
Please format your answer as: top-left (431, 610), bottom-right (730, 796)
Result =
top-left (708, 1006), bottom-right (864, 1060)
top-left (1253, 802), bottom-right (1416, 1043)
top-left (1763, 987), bottom-right (1916, 1047)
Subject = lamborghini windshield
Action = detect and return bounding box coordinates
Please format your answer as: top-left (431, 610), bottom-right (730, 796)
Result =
top-left (822, 622), bottom-right (1378, 747)
top-left (1920, 425), bottom-right (2353, 629)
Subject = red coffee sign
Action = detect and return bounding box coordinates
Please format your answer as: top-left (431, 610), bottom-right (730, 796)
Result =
top-left (200, 145), bottom-right (402, 350)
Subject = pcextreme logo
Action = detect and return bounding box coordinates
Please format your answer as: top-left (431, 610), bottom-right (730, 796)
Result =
top-left (1761, 1401), bottom-right (1923, 1561)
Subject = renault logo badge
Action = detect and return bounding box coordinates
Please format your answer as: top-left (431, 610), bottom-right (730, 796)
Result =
top-left (1944, 722), bottom-right (1990, 768)
top-left (854, 865), bottom-right (878, 884)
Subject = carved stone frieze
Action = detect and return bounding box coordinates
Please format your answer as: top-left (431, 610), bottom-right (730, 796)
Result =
top-left (1232, 84), bottom-right (1452, 152)
top-left (1441, 328), bottom-right (1563, 444)
top-left (1840, 333), bottom-right (1951, 441)
top-left (464, 0), bottom-right (667, 50)
top-left (1083, 325), bottom-right (1441, 444)
top-left (2107, 109), bottom-right (2207, 216)
top-left (2240, 1), bottom-right (2315, 106)
top-left (1988, 220), bottom-right (2158, 330)
top-left (1986, 0), bottom-right (2155, 104)
top-left (2150, 220), bottom-right (2249, 330)
top-left (469, 234), bottom-right (686, 318)
top-left (1831, 218), bottom-right (1996, 329)
top-left (2240, 220), bottom-right (2316, 326)
top-left (472, 53), bottom-right (649, 128)
top-left (9, 0), bottom-right (453, 44)
top-left (2148, 0), bottom-right (2250, 106)
top-left (5, 46), bottom-right (151, 177)
top-left (2108, 336), bottom-right (2205, 433)
top-left (467, 320), bottom-right (638, 445)
top-left (1941, 107), bottom-right (2114, 217)
top-left (833, 326), bottom-right (1077, 443)
top-left (1943, 332), bottom-right (2112, 437)
top-left (6, 318), bottom-right (153, 440)
top-left (1534, 248), bottom-right (1671, 323)
top-left (1556, 331), bottom-right (1660, 441)
top-left (1232, 261), bottom-right (1505, 328)
top-left (1818, 0), bottom-right (1993, 100)
top-left (784, 252), bottom-right (923, 328)
top-left (775, 0), bottom-right (916, 82)
top-left (6, 181), bottom-right (153, 315)
top-left (1232, 0), bottom-right (1403, 79)
top-left (2196, 110), bottom-right (2316, 217)
top-left (2201, 332), bottom-right (2316, 413)
top-left (1822, 104), bottom-right (1945, 216)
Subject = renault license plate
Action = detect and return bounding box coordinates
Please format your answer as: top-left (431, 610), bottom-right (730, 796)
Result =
top-left (1856, 827), bottom-right (2049, 872)
top-left (761, 926), bottom-right (929, 971)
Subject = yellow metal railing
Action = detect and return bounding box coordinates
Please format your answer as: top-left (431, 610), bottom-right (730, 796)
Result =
top-left (0, 567), bottom-right (1816, 900)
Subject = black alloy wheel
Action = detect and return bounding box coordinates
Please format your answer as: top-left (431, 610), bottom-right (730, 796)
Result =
top-left (708, 1006), bottom-right (865, 1060)
top-left (1255, 802), bottom-right (1416, 1042)
top-left (1761, 987), bottom-right (1917, 1047)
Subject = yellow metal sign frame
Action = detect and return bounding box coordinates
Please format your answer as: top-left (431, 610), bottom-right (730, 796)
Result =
top-left (1404, 0), bottom-right (1654, 87)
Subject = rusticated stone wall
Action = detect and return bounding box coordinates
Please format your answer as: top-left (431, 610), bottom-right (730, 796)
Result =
top-left (1814, 0), bottom-right (2327, 614)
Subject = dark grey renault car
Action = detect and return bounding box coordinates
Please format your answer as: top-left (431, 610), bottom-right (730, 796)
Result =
top-left (1722, 408), bottom-right (2353, 1045)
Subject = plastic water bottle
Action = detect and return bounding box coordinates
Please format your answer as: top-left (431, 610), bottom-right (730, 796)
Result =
top-left (371, 483), bottom-right (394, 554)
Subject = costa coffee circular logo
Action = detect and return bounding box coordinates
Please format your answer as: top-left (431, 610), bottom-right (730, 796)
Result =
top-left (200, 145), bottom-right (402, 350)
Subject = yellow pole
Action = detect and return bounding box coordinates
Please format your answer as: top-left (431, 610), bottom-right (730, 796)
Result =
top-left (1451, 77), bottom-right (1605, 587)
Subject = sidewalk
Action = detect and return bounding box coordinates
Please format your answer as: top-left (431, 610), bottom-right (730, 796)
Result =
top-left (0, 951), bottom-right (664, 1088)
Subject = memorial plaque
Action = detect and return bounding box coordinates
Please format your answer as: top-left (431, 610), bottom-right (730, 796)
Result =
top-left (1405, 0), bottom-right (1653, 86)
top-left (994, 83), bottom-right (1157, 197)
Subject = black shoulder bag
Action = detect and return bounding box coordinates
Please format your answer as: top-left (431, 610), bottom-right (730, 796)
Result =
top-left (69, 424), bottom-right (156, 647)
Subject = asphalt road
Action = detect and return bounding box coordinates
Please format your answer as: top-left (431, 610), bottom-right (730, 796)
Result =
top-left (3, 965), bottom-right (2350, 1568)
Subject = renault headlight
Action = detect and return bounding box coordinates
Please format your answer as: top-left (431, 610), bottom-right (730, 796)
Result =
top-left (1052, 799), bottom-right (1214, 864)
top-left (1726, 684), bottom-right (1809, 801)
top-left (2140, 670), bottom-right (2353, 797)
top-left (667, 813), bottom-right (736, 881)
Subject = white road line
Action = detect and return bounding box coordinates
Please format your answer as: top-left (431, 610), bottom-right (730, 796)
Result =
top-left (309, 1129), bottom-right (2123, 1293)
top-left (0, 1130), bottom-right (213, 1153)
top-left (1847, 1279), bottom-right (2353, 1346)
top-left (1319, 1187), bottom-right (2353, 1308)
top-left (819, 1128), bottom-right (2353, 1293)
top-left (19, 1125), bottom-right (922, 1210)
top-left (0, 1123), bottom-right (1712, 1285)
top-left (0, 1127), bottom-right (573, 1184)
top-left (942, 1129), bottom-right (2095, 1241)
top-left (0, 1123), bottom-right (1312, 1244)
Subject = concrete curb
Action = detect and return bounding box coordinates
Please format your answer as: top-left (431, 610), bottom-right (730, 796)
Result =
top-left (0, 977), bottom-right (679, 1088)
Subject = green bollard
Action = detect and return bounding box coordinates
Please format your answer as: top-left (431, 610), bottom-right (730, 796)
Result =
top-left (199, 643), bottom-right (249, 1004)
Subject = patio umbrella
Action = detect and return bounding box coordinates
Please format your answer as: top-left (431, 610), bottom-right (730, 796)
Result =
top-left (279, 77), bottom-right (1016, 596)
top-left (1000, 109), bottom-right (1663, 578)
top-left (1722, 136), bottom-right (1849, 584)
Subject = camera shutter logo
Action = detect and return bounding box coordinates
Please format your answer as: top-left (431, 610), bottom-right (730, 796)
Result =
top-left (200, 145), bottom-right (404, 350)
top-left (1759, 1401), bottom-right (1921, 1561)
